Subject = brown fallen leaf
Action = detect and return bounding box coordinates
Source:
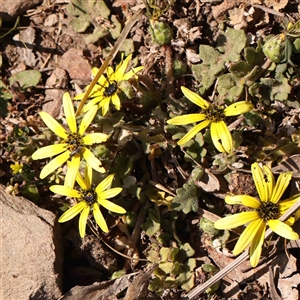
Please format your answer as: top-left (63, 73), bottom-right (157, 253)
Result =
top-left (124, 264), bottom-right (158, 300)
top-left (263, 0), bottom-right (288, 11)
top-left (60, 275), bottom-right (131, 300)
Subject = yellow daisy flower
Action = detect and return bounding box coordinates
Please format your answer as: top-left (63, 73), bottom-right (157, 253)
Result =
top-left (167, 86), bottom-right (253, 153)
top-left (74, 54), bottom-right (144, 116)
top-left (10, 162), bottom-right (24, 174)
top-left (32, 92), bottom-right (108, 188)
top-left (50, 166), bottom-right (125, 238)
top-left (214, 162), bottom-right (300, 267)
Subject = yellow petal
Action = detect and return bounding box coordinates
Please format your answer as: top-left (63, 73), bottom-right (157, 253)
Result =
top-left (224, 101), bottom-right (253, 116)
top-left (240, 196), bottom-right (261, 209)
top-left (93, 203), bottom-right (108, 232)
top-left (111, 93), bottom-right (121, 110)
top-left (99, 97), bottom-right (110, 116)
top-left (98, 199), bottom-right (126, 214)
top-left (214, 211), bottom-right (260, 229)
top-left (177, 119), bottom-right (211, 145)
top-left (40, 112), bottom-right (68, 139)
top-left (251, 163), bottom-right (268, 202)
top-left (95, 174), bottom-right (114, 194)
top-left (92, 67), bottom-right (99, 78)
top-left (181, 86), bottom-right (210, 109)
top-left (79, 105), bottom-right (97, 135)
top-left (64, 155), bottom-right (81, 188)
top-left (73, 92), bottom-right (85, 100)
top-left (79, 205), bottom-right (90, 238)
top-left (40, 151), bottom-right (70, 179)
top-left (115, 54), bottom-right (132, 81)
top-left (295, 209), bottom-right (300, 222)
top-left (100, 187), bottom-right (123, 199)
top-left (270, 172), bottom-right (292, 203)
top-left (167, 114), bottom-right (207, 125)
top-left (89, 88), bottom-right (104, 98)
top-left (63, 92), bottom-right (77, 134)
top-left (210, 121), bottom-right (233, 153)
top-left (82, 148), bottom-right (106, 173)
top-left (58, 201), bottom-right (86, 223)
top-left (97, 74), bottom-right (108, 87)
top-left (123, 66), bottom-right (144, 81)
top-left (279, 194), bottom-right (300, 213)
top-left (106, 66), bottom-right (114, 78)
top-left (84, 165), bottom-right (93, 191)
top-left (50, 185), bottom-right (81, 198)
top-left (268, 219), bottom-right (299, 240)
top-left (82, 98), bottom-right (101, 114)
top-left (233, 219), bottom-right (264, 257)
top-left (225, 195), bottom-right (261, 208)
top-left (32, 144), bottom-right (67, 160)
top-left (83, 133), bottom-right (108, 145)
top-left (249, 220), bottom-right (266, 267)
top-left (75, 169), bottom-right (87, 190)
top-left (225, 195), bottom-right (243, 205)
top-left (262, 165), bottom-right (274, 201)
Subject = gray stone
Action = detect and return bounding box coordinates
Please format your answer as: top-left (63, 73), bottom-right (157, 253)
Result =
top-left (0, 185), bottom-right (63, 299)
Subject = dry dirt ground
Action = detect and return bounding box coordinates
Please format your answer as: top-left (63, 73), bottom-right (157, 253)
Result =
top-left (1, 0), bottom-right (300, 299)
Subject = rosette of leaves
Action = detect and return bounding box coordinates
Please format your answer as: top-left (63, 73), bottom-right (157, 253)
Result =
top-left (147, 243), bottom-right (196, 295)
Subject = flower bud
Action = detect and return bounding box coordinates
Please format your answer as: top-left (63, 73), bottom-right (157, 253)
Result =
top-left (150, 20), bottom-right (173, 46)
top-left (263, 34), bottom-right (285, 63)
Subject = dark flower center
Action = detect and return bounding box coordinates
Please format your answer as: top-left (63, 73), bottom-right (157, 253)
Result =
top-left (259, 201), bottom-right (279, 221)
top-left (82, 190), bottom-right (97, 205)
top-left (104, 82), bottom-right (118, 97)
top-left (204, 105), bottom-right (225, 122)
top-left (65, 133), bottom-right (84, 157)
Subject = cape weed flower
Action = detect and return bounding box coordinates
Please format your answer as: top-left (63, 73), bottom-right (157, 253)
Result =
top-left (167, 86), bottom-right (253, 153)
top-left (32, 92), bottom-right (108, 188)
top-left (214, 162), bottom-right (300, 267)
top-left (10, 162), bottom-right (24, 174)
top-left (50, 166), bottom-right (125, 238)
top-left (74, 54), bottom-right (144, 116)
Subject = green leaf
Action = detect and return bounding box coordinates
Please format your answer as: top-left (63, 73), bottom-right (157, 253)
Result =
top-left (218, 28), bottom-right (247, 62)
top-left (192, 45), bottom-right (225, 92)
top-left (172, 183), bottom-right (200, 214)
top-left (142, 207), bottom-right (161, 236)
top-left (159, 262), bottom-right (174, 274)
top-left (176, 258), bottom-right (196, 291)
top-left (270, 75), bottom-right (291, 101)
top-left (199, 217), bottom-right (220, 237)
top-left (110, 14), bottom-right (122, 39)
top-left (148, 277), bottom-right (163, 295)
top-left (176, 243), bottom-right (195, 262)
top-left (147, 245), bottom-right (161, 262)
top-left (160, 247), bottom-right (171, 261)
top-left (9, 70), bottom-right (41, 90)
top-left (217, 73), bottom-right (244, 100)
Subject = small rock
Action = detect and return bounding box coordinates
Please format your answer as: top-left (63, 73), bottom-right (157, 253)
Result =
top-left (43, 67), bottom-right (68, 118)
top-left (1, 185), bottom-right (63, 299)
top-left (58, 48), bottom-right (92, 85)
top-left (13, 27), bottom-right (37, 67)
top-left (0, 0), bottom-right (42, 21)
top-left (44, 14), bottom-right (59, 27)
